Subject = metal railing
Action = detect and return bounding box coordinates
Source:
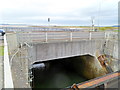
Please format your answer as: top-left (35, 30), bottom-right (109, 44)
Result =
top-left (16, 31), bottom-right (117, 44)
top-left (68, 71), bottom-right (120, 89)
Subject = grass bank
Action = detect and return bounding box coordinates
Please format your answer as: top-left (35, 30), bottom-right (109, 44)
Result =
top-left (0, 46), bottom-right (4, 56)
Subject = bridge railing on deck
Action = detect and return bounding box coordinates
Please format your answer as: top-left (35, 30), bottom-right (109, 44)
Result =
top-left (16, 31), bottom-right (117, 44)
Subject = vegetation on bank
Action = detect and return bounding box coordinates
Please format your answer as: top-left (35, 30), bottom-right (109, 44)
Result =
top-left (53, 26), bottom-right (90, 29)
top-left (30, 25), bottom-right (118, 32)
top-left (99, 27), bottom-right (118, 31)
top-left (55, 26), bottom-right (118, 32)
top-left (0, 46), bottom-right (4, 56)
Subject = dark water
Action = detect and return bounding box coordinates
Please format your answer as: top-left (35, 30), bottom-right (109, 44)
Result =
top-left (31, 57), bottom-right (88, 88)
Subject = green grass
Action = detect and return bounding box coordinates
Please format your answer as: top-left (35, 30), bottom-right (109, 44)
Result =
top-left (53, 26), bottom-right (90, 29)
top-left (0, 46), bottom-right (4, 56)
top-left (99, 27), bottom-right (118, 31)
top-left (30, 25), bottom-right (118, 31)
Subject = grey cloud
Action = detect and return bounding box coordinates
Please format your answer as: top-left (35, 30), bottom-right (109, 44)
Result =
top-left (1, 1), bottom-right (118, 26)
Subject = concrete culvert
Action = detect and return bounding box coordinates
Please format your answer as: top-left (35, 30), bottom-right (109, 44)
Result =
top-left (30, 54), bottom-right (107, 88)
top-left (72, 54), bottom-right (107, 79)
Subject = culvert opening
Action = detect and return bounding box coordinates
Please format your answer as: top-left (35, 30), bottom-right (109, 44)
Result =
top-left (30, 54), bottom-right (107, 88)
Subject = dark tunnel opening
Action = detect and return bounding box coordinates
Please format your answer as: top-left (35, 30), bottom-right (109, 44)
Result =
top-left (30, 54), bottom-right (106, 88)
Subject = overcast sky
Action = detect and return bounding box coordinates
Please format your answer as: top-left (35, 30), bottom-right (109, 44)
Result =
top-left (0, 0), bottom-right (119, 26)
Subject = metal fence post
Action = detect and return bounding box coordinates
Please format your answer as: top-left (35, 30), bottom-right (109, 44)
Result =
top-left (89, 32), bottom-right (92, 40)
top-left (70, 32), bottom-right (73, 41)
top-left (105, 32), bottom-right (107, 39)
top-left (45, 32), bottom-right (48, 42)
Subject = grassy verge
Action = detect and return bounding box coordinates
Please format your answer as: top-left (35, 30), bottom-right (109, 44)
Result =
top-left (99, 27), bottom-right (118, 31)
top-left (0, 46), bottom-right (4, 56)
top-left (54, 26), bottom-right (90, 28)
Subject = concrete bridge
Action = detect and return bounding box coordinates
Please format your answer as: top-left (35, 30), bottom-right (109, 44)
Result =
top-left (2, 30), bottom-right (119, 88)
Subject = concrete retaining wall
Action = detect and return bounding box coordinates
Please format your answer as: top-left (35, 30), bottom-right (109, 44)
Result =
top-left (28, 40), bottom-right (118, 72)
top-left (28, 40), bottom-right (106, 65)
